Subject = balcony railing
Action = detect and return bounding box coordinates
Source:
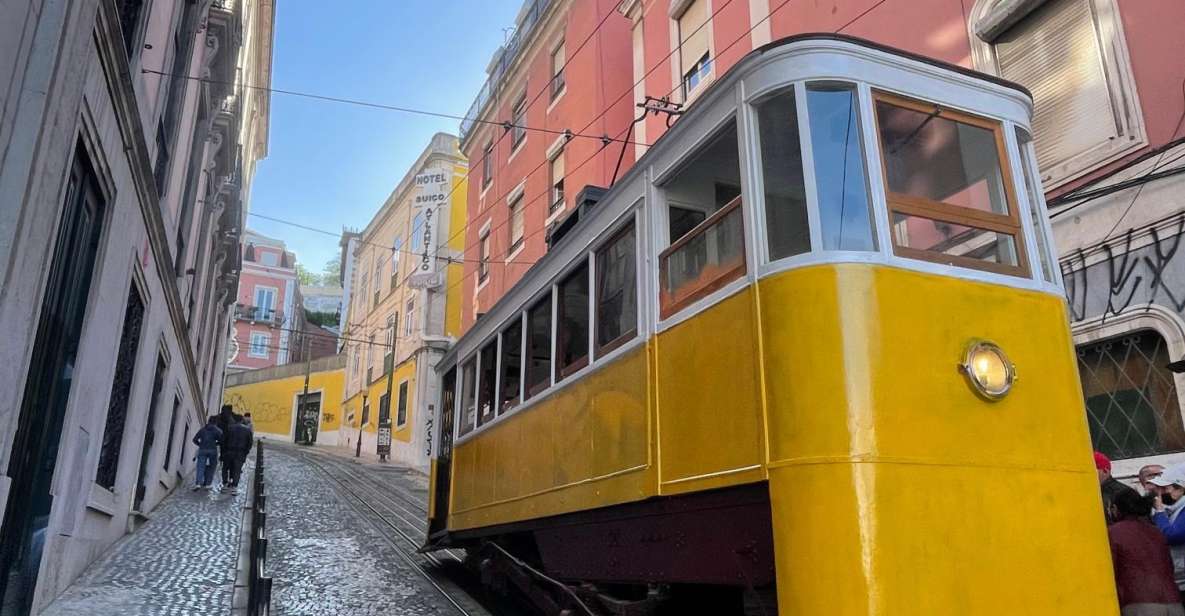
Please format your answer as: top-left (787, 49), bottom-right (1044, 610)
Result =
top-left (658, 196), bottom-right (746, 319)
top-left (235, 304), bottom-right (283, 326)
top-left (459, 0), bottom-right (554, 140)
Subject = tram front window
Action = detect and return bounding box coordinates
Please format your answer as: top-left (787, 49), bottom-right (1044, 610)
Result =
top-left (807, 83), bottom-right (875, 251)
top-left (874, 92), bottom-right (1027, 276)
top-left (755, 88), bottom-right (810, 260)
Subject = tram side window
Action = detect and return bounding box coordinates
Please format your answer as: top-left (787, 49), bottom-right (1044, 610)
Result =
top-left (477, 340), bottom-right (497, 426)
top-left (807, 83), bottom-right (875, 251)
top-left (499, 319), bottom-right (523, 413)
top-left (755, 88), bottom-right (810, 260)
top-left (659, 119), bottom-right (746, 318)
top-left (595, 223), bottom-right (637, 356)
top-left (557, 262), bottom-right (590, 378)
top-left (525, 295), bottom-right (553, 398)
top-left (874, 92), bottom-right (1027, 277)
top-left (459, 358), bottom-right (477, 436)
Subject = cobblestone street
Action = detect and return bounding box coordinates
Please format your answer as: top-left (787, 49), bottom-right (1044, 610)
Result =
top-left (264, 445), bottom-right (465, 615)
top-left (42, 479), bottom-right (246, 615)
top-left (40, 443), bottom-right (488, 615)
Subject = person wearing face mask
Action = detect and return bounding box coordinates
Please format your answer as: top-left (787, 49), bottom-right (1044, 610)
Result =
top-left (1150, 464), bottom-right (1185, 600)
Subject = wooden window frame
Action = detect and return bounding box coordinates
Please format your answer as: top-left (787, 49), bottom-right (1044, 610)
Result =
top-left (871, 91), bottom-right (1029, 278)
top-left (557, 263), bottom-right (590, 380)
top-left (594, 223), bottom-right (638, 357)
top-left (658, 195), bottom-right (747, 320)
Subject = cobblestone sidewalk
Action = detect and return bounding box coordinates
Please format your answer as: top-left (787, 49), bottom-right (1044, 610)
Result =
top-left (41, 477), bottom-right (246, 615)
top-left (264, 446), bottom-right (459, 615)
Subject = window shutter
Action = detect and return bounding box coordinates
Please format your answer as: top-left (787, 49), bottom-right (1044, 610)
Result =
top-left (677, 0), bottom-right (709, 77)
top-left (994, 0), bottom-right (1119, 176)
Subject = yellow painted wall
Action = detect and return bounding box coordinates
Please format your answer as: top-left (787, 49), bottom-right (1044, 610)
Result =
top-left (343, 356), bottom-right (418, 441)
top-left (223, 366), bottom-right (345, 437)
top-left (445, 168), bottom-right (467, 338)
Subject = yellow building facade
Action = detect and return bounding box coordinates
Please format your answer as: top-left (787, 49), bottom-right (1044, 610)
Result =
top-left (340, 133), bottom-right (467, 472)
top-left (222, 354), bottom-right (345, 443)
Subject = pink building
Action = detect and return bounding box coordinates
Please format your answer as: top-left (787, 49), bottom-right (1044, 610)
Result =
top-left (229, 230), bottom-right (304, 371)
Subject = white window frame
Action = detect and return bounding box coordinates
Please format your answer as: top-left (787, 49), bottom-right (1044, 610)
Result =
top-left (405, 298), bottom-right (416, 337)
top-left (478, 229), bottom-right (491, 282)
top-left (967, 0), bottom-right (1146, 188)
top-left (248, 332), bottom-right (270, 358)
top-left (253, 285), bottom-right (278, 314)
top-left (550, 40), bottom-right (567, 102)
top-left (670, 0), bottom-right (715, 102)
top-left (396, 379), bottom-right (410, 428)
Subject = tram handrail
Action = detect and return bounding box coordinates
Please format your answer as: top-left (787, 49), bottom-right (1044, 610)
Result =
top-left (658, 196), bottom-right (747, 319)
top-left (246, 439), bottom-right (272, 616)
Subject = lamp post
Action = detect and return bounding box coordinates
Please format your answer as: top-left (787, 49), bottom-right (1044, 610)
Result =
top-left (356, 390), bottom-right (368, 458)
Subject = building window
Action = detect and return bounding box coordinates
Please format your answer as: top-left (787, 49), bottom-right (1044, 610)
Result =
top-left (254, 286), bottom-right (277, 317)
top-left (404, 298), bottom-right (415, 337)
top-left (510, 93), bottom-right (527, 149)
top-left (482, 140), bottom-right (494, 188)
top-left (499, 319), bottom-right (523, 412)
top-left (478, 341), bottom-right (497, 426)
top-left (95, 285), bottom-right (146, 490)
top-left (244, 243), bottom-right (256, 262)
top-left (873, 92), bottom-right (1027, 277)
top-left (509, 195), bottom-right (525, 253)
top-left (396, 380), bottom-right (409, 427)
top-left (525, 294), bottom-right (553, 398)
top-left (478, 231), bottom-right (490, 282)
top-left (675, 0), bottom-right (711, 99)
top-left (385, 315), bottom-right (395, 367)
top-left (249, 332), bottom-right (270, 358)
top-left (459, 358), bottom-right (477, 436)
top-left (970, 0), bottom-right (1143, 186)
top-left (373, 257), bottom-right (383, 307)
top-left (557, 262), bottom-right (589, 377)
top-left (595, 223), bottom-right (637, 356)
top-left (260, 251), bottom-right (279, 267)
top-left (1079, 330), bottom-right (1185, 460)
top-left (549, 151), bottom-right (565, 214)
top-left (550, 41), bottom-right (566, 100)
top-left (391, 238), bottom-right (402, 290)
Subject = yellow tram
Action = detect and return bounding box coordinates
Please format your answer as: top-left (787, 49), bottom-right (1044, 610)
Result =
top-left (425, 34), bottom-right (1115, 615)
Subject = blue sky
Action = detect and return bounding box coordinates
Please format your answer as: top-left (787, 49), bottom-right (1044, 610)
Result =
top-left (248, 0), bottom-right (522, 275)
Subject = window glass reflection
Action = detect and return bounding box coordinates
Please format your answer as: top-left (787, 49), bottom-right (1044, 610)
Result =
top-left (807, 83), bottom-right (875, 251)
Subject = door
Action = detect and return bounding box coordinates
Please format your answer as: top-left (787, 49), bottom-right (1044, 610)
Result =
top-left (0, 148), bottom-right (106, 614)
top-left (295, 392), bottom-right (321, 444)
top-left (428, 367), bottom-right (457, 536)
top-left (134, 355), bottom-right (168, 511)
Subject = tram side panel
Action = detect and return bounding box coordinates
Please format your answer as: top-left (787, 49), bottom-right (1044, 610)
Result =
top-left (445, 344), bottom-right (654, 532)
top-left (759, 263), bottom-right (1116, 615)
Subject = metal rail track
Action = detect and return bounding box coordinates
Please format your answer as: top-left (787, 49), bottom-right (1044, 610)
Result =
top-left (298, 451), bottom-right (491, 616)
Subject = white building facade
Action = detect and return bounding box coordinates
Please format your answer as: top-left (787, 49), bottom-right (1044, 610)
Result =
top-left (0, 0), bottom-right (273, 611)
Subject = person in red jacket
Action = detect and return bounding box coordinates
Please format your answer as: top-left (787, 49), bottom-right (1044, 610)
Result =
top-left (1109, 489), bottom-right (1185, 615)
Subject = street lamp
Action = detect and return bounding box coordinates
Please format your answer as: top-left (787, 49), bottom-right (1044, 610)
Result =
top-left (356, 391), bottom-right (368, 458)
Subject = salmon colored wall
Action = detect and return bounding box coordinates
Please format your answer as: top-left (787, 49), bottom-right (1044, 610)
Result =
top-left (460, 0), bottom-right (635, 334)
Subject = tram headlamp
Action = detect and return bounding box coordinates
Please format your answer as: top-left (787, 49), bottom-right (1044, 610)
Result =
top-left (959, 341), bottom-right (1015, 400)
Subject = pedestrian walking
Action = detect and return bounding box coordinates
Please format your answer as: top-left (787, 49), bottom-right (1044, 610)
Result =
top-left (216, 404), bottom-right (237, 487)
top-left (223, 418), bottom-right (254, 494)
top-left (191, 417), bottom-right (223, 490)
top-left (1151, 465), bottom-right (1185, 601)
top-left (1099, 451), bottom-right (1142, 525)
top-left (1109, 489), bottom-right (1185, 616)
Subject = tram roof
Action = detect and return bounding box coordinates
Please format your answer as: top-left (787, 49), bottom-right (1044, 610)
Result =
top-left (438, 33), bottom-right (1034, 370)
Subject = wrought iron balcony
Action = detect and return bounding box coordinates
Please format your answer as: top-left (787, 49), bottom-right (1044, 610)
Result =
top-left (235, 304), bottom-right (283, 326)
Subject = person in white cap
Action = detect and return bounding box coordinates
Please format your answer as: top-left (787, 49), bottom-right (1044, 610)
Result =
top-left (1151, 464), bottom-right (1185, 600)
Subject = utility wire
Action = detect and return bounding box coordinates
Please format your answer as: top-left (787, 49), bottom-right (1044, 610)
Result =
top-left (139, 68), bottom-right (647, 147)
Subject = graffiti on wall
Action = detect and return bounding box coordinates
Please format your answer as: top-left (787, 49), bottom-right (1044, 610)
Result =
top-left (223, 392), bottom-right (290, 430)
top-left (1061, 216), bottom-right (1185, 324)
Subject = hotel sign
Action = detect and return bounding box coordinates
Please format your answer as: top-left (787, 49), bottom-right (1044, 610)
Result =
top-left (409, 170), bottom-right (448, 289)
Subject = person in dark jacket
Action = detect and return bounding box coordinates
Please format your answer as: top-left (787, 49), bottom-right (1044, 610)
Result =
top-left (191, 417), bottom-right (223, 490)
top-left (1110, 489), bottom-right (1185, 615)
top-left (216, 404), bottom-right (239, 487)
top-left (1099, 451), bottom-right (1142, 525)
top-left (223, 418), bottom-right (254, 494)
